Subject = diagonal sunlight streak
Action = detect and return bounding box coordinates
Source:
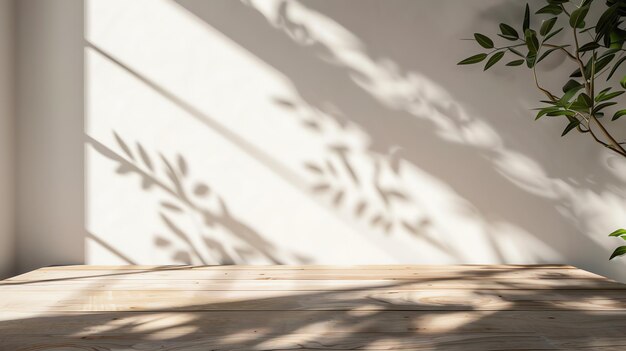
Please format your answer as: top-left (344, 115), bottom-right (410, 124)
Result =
top-left (85, 39), bottom-right (435, 263)
top-left (87, 2), bottom-right (472, 266)
top-left (86, 231), bottom-right (137, 265)
top-left (86, 132), bottom-right (313, 265)
top-left (243, 0), bottom-right (626, 220)
top-left (230, 0), bottom-right (626, 273)
top-left (86, 42), bottom-right (306, 192)
top-left (162, 0), bottom-right (560, 262)
top-left (86, 0), bottom-right (626, 271)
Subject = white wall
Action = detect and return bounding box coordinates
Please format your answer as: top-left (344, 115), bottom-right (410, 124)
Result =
top-left (0, 0), bottom-right (15, 279)
top-left (16, 0), bottom-right (84, 273)
top-left (14, 0), bottom-right (626, 281)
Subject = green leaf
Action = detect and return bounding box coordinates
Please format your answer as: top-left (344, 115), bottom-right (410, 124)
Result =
top-left (593, 102), bottom-right (617, 113)
top-left (621, 76), bottom-right (626, 89)
top-left (607, 56), bottom-right (626, 80)
top-left (597, 87), bottom-right (612, 96)
top-left (526, 51), bottom-right (537, 68)
top-left (525, 29), bottom-right (539, 53)
top-left (508, 47), bottom-right (525, 57)
top-left (570, 6), bottom-right (589, 29)
top-left (540, 17), bottom-right (558, 36)
top-left (506, 59), bottom-right (525, 66)
top-left (609, 246), bottom-right (626, 260)
top-left (543, 27), bottom-right (564, 42)
top-left (569, 101), bottom-right (589, 112)
top-left (560, 84), bottom-right (584, 104)
top-left (599, 48), bottom-right (620, 59)
top-left (474, 33), bottom-right (494, 48)
top-left (596, 90), bottom-right (624, 102)
top-left (609, 229), bottom-right (626, 237)
top-left (578, 93), bottom-right (593, 108)
top-left (540, 99), bottom-right (560, 106)
top-left (580, 26), bottom-right (596, 34)
top-left (497, 34), bottom-right (515, 41)
top-left (536, 4), bottom-right (562, 15)
top-left (499, 23), bottom-right (519, 40)
top-left (581, 0), bottom-right (593, 7)
top-left (547, 110), bottom-right (576, 116)
top-left (578, 41), bottom-right (600, 52)
top-left (596, 4), bottom-right (618, 38)
top-left (594, 54), bottom-right (615, 73)
top-left (570, 67), bottom-right (583, 77)
top-left (458, 53), bottom-right (488, 65)
top-left (536, 106), bottom-right (562, 120)
top-left (608, 30), bottom-right (625, 49)
top-left (523, 3), bottom-right (530, 33)
top-left (561, 116), bottom-right (580, 136)
top-left (562, 79), bottom-right (582, 93)
top-left (537, 45), bottom-right (570, 63)
top-left (612, 109), bottom-right (626, 120)
top-left (484, 51), bottom-right (505, 70)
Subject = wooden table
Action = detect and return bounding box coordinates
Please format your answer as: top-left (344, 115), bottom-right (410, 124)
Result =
top-left (1, 265), bottom-right (625, 350)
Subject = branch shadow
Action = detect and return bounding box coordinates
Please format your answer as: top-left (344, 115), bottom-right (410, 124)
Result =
top-left (87, 133), bottom-right (311, 265)
top-left (170, 0), bottom-right (626, 278)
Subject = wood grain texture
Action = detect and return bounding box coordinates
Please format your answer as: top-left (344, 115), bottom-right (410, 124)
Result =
top-left (1, 265), bottom-right (625, 350)
top-left (1, 289), bottom-right (626, 312)
top-left (8, 266), bottom-right (604, 281)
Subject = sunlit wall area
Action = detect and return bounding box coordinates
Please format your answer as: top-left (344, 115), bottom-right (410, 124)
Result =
top-left (12, 0), bottom-right (626, 280)
top-left (0, 0), bottom-right (15, 279)
top-left (85, 0), bottom-right (396, 265)
top-left (83, 0), bottom-right (626, 279)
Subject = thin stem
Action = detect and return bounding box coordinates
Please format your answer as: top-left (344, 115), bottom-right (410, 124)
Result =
top-left (595, 51), bottom-right (625, 79)
top-left (531, 7), bottom-right (626, 158)
top-left (542, 43), bottom-right (578, 61)
top-left (571, 25), bottom-right (626, 156)
top-left (488, 43), bottom-right (526, 55)
top-left (590, 115), bottom-right (626, 155)
top-left (573, 27), bottom-right (591, 93)
top-left (533, 66), bottom-right (558, 100)
top-left (590, 52), bottom-right (596, 108)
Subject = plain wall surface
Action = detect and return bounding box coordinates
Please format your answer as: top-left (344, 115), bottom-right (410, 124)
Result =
top-left (15, 0), bottom-right (84, 273)
top-left (0, 0), bottom-right (15, 279)
top-left (13, 0), bottom-right (626, 281)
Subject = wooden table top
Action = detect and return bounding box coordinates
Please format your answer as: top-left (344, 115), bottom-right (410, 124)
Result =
top-left (1, 265), bottom-right (625, 350)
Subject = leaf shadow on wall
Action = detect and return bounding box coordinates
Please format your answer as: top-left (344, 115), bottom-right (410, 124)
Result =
top-left (84, 40), bottom-right (453, 261)
top-left (87, 133), bottom-right (311, 265)
top-left (173, 0), bottom-right (626, 277)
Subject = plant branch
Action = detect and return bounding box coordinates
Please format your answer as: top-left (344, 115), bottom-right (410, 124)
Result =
top-left (543, 43), bottom-right (578, 61)
top-left (570, 24), bottom-right (626, 156)
top-left (573, 27), bottom-right (591, 93)
top-left (590, 115), bottom-right (626, 155)
top-left (533, 66), bottom-right (558, 100)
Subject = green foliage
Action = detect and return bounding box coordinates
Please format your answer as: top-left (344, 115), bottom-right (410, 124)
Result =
top-left (500, 23), bottom-right (519, 40)
top-left (609, 227), bottom-right (626, 259)
top-left (609, 228), bottom-right (626, 237)
top-left (458, 0), bottom-right (626, 261)
top-left (569, 5), bottom-right (589, 28)
top-left (485, 51), bottom-right (505, 70)
top-left (610, 246), bottom-right (626, 260)
top-left (474, 33), bottom-right (494, 48)
top-left (540, 17), bottom-right (558, 36)
top-left (458, 53), bottom-right (488, 65)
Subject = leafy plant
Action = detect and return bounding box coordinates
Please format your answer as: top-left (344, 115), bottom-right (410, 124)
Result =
top-left (458, 0), bottom-right (626, 260)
